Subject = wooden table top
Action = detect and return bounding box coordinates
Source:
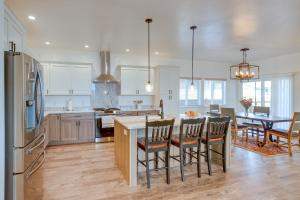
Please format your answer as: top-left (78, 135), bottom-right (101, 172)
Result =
top-left (235, 112), bottom-right (292, 123)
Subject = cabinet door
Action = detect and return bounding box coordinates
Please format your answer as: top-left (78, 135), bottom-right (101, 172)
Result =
top-left (60, 120), bottom-right (78, 142)
top-left (41, 118), bottom-right (49, 148)
top-left (121, 68), bottom-right (138, 95)
top-left (160, 94), bottom-right (179, 116)
top-left (48, 115), bottom-right (61, 142)
top-left (159, 67), bottom-right (179, 95)
top-left (71, 66), bottom-right (91, 95)
top-left (49, 64), bottom-right (72, 95)
top-left (6, 20), bottom-right (23, 52)
top-left (138, 69), bottom-right (155, 95)
top-left (42, 64), bottom-right (51, 95)
top-left (78, 119), bottom-right (95, 141)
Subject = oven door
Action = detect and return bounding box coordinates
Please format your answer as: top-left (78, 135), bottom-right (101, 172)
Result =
top-left (95, 116), bottom-right (114, 143)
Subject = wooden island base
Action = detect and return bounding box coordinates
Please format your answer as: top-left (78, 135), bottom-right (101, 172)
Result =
top-left (114, 115), bottom-right (231, 186)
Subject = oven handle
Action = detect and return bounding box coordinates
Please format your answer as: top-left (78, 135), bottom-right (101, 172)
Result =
top-left (26, 151), bottom-right (45, 179)
top-left (27, 134), bottom-right (45, 155)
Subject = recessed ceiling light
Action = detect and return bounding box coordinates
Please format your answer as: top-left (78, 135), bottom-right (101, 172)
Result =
top-left (84, 45), bottom-right (89, 48)
top-left (28, 15), bottom-right (36, 20)
top-left (154, 51), bottom-right (159, 55)
top-left (125, 48), bottom-right (130, 52)
top-left (45, 41), bottom-right (51, 45)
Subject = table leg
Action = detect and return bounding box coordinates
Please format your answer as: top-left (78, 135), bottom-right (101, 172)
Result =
top-left (261, 121), bottom-right (274, 147)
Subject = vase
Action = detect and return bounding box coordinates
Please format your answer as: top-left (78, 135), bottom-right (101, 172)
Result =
top-left (244, 108), bottom-right (249, 116)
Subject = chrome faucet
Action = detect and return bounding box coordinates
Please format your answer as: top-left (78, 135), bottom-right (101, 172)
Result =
top-left (159, 99), bottom-right (164, 119)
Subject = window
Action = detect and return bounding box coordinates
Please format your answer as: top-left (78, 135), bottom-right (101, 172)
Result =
top-left (241, 76), bottom-right (292, 118)
top-left (179, 79), bottom-right (226, 107)
top-left (242, 81), bottom-right (271, 107)
top-left (204, 80), bottom-right (226, 105)
top-left (180, 79), bottom-right (201, 106)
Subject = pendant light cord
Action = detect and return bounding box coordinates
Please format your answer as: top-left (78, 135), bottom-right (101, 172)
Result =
top-left (147, 21), bottom-right (150, 83)
top-left (190, 26), bottom-right (197, 85)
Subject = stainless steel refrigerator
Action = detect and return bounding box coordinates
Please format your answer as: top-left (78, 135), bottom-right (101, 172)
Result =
top-left (5, 51), bottom-right (45, 200)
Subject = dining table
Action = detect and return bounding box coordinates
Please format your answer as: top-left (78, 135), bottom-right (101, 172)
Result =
top-left (207, 111), bottom-right (293, 147)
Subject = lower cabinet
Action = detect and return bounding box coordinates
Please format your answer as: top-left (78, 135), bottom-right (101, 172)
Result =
top-left (47, 113), bottom-right (95, 146)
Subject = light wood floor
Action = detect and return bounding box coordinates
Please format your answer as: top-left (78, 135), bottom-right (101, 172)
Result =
top-left (29, 142), bottom-right (300, 200)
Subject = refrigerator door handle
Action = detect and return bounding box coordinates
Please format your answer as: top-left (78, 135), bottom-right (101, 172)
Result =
top-left (26, 151), bottom-right (45, 179)
top-left (26, 135), bottom-right (45, 155)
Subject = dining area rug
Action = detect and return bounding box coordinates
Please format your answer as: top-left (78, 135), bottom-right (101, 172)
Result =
top-left (233, 136), bottom-right (300, 156)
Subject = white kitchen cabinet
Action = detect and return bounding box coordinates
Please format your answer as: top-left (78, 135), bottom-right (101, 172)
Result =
top-left (3, 7), bottom-right (25, 52)
top-left (155, 66), bottom-right (180, 116)
top-left (43, 63), bottom-right (92, 96)
top-left (120, 67), bottom-right (154, 95)
top-left (71, 66), bottom-right (92, 95)
top-left (49, 64), bottom-right (73, 95)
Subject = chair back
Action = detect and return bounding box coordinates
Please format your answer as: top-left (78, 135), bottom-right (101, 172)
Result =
top-left (209, 104), bottom-right (220, 113)
top-left (253, 106), bottom-right (270, 117)
top-left (145, 117), bottom-right (175, 149)
top-left (220, 107), bottom-right (237, 129)
top-left (206, 117), bottom-right (230, 139)
top-left (289, 112), bottom-right (300, 134)
top-left (179, 118), bottom-right (206, 143)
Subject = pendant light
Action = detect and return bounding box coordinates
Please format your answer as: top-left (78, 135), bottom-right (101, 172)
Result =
top-left (145, 18), bottom-right (153, 92)
top-left (230, 48), bottom-right (260, 81)
top-left (189, 25), bottom-right (197, 94)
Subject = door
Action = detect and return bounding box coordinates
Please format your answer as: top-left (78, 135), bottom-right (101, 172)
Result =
top-left (71, 66), bottom-right (91, 95)
top-left (78, 119), bottom-right (95, 140)
top-left (34, 63), bottom-right (45, 137)
top-left (48, 115), bottom-right (61, 142)
top-left (49, 64), bottom-right (72, 95)
top-left (60, 119), bottom-right (78, 142)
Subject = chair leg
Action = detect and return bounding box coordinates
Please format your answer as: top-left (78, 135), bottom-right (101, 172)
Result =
top-left (288, 138), bottom-right (293, 156)
top-left (206, 144), bottom-right (212, 176)
top-left (183, 148), bottom-right (186, 165)
top-left (222, 143), bottom-right (226, 173)
top-left (165, 150), bottom-right (170, 184)
top-left (154, 152), bottom-right (158, 170)
top-left (180, 147), bottom-right (185, 181)
top-left (246, 128), bottom-right (248, 142)
top-left (197, 144), bottom-right (201, 178)
top-left (189, 148), bottom-right (193, 164)
top-left (145, 151), bottom-right (151, 188)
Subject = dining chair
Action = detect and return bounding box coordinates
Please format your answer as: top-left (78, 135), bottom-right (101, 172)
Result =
top-left (137, 117), bottom-right (175, 188)
top-left (266, 112), bottom-right (300, 156)
top-left (201, 117), bottom-right (230, 175)
top-left (209, 104), bottom-right (220, 113)
top-left (221, 107), bottom-right (248, 143)
top-left (243, 106), bottom-right (270, 142)
top-left (170, 118), bottom-right (206, 181)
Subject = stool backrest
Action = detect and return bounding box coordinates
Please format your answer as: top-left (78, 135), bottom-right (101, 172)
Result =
top-left (290, 112), bottom-right (300, 134)
top-left (220, 107), bottom-right (237, 129)
top-left (210, 104), bottom-right (220, 112)
top-left (253, 106), bottom-right (270, 117)
top-left (180, 118), bottom-right (206, 142)
top-left (145, 117), bottom-right (175, 148)
top-left (206, 117), bottom-right (230, 139)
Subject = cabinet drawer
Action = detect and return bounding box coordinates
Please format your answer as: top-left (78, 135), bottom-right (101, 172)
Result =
top-left (61, 112), bottom-right (94, 120)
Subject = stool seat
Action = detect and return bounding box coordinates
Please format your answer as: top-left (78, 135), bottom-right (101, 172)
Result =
top-left (171, 135), bottom-right (198, 146)
top-left (137, 138), bottom-right (168, 150)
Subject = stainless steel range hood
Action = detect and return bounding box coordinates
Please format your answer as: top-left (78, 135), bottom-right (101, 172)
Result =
top-left (94, 51), bottom-right (118, 83)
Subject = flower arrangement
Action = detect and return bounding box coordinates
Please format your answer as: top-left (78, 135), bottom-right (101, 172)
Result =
top-left (240, 97), bottom-right (253, 115)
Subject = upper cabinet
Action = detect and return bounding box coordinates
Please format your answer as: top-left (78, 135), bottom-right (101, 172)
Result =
top-left (154, 66), bottom-right (180, 116)
top-left (3, 7), bottom-right (26, 52)
top-left (42, 63), bottom-right (92, 96)
top-left (120, 66), bottom-right (155, 96)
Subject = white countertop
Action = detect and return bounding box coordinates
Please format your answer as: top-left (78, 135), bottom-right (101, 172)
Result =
top-left (113, 114), bottom-right (213, 130)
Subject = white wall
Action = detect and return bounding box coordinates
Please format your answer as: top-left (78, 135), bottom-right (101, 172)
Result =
top-left (28, 48), bottom-right (233, 111)
top-left (0, 0), bottom-right (5, 199)
top-left (254, 52), bottom-right (300, 112)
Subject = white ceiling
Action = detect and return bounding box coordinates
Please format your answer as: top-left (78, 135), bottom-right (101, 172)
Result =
top-left (5, 0), bottom-right (300, 62)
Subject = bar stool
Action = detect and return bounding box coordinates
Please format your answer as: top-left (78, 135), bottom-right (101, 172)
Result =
top-left (137, 117), bottom-right (175, 188)
top-left (201, 117), bottom-right (230, 175)
top-left (170, 118), bottom-right (206, 181)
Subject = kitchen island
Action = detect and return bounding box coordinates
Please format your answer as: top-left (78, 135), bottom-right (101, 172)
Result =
top-left (114, 115), bottom-right (232, 186)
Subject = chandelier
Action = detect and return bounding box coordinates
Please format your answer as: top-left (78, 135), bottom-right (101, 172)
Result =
top-left (230, 48), bottom-right (260, 81)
